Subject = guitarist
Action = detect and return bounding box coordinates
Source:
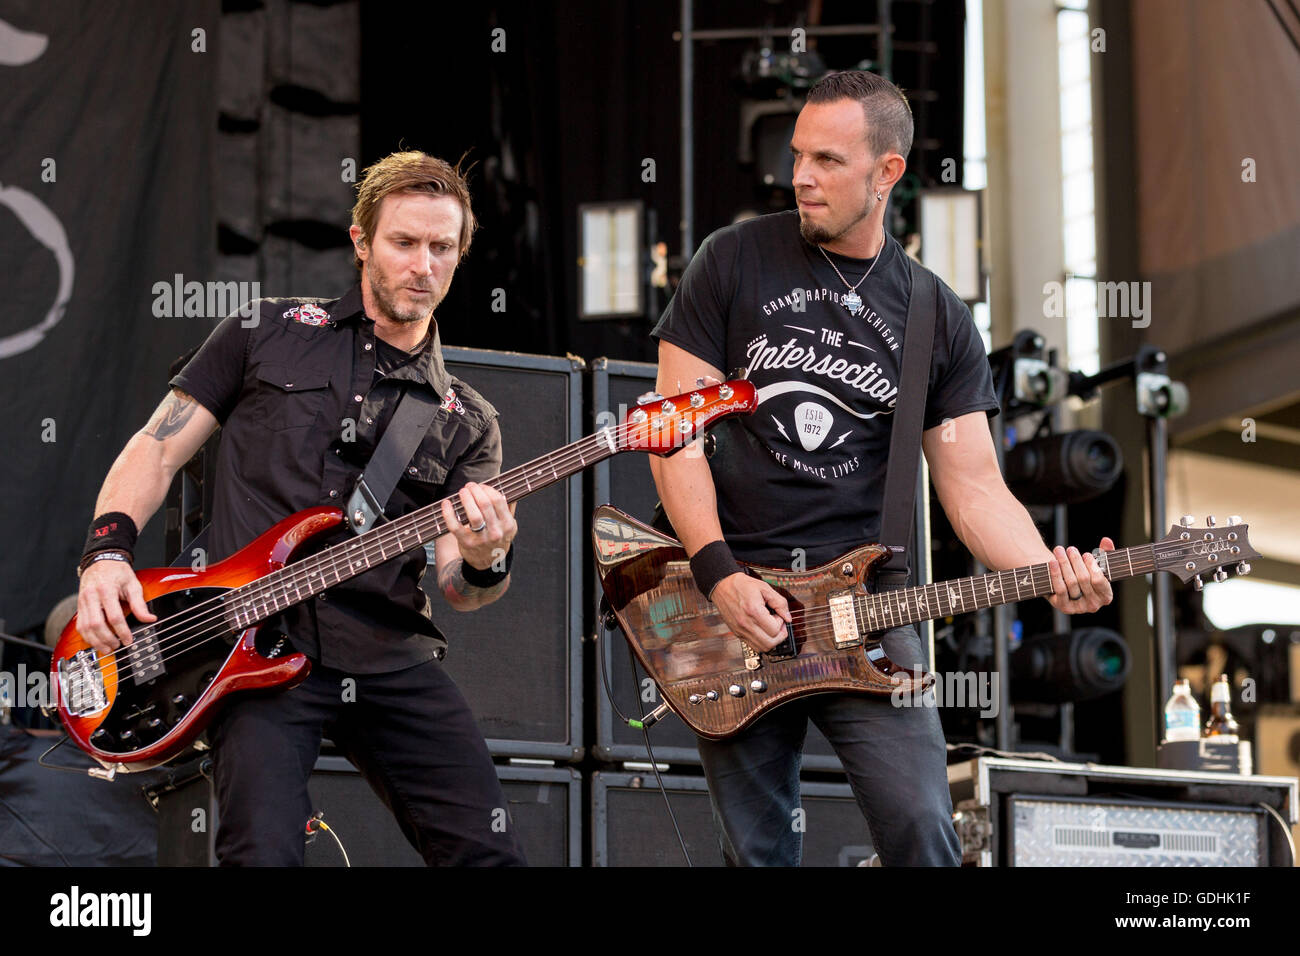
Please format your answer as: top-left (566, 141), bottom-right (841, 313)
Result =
top-left (74, 152), bottom-right (526, 866)
top-left (650, 71), bottom-right (1115, 866)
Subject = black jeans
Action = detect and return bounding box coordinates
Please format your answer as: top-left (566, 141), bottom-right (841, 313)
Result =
top-left (208, 657), bottom-right (525, 866)
top-left (695, 625), bottom-right (962, 866)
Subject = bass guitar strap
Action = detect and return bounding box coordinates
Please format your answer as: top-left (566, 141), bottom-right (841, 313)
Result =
top-left (874, 257), bottom-right (938, 592)
top-left (171, 386), bottom-right (440, 566)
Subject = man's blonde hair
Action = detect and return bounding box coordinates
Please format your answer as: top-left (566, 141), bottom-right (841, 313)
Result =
top-left (350, 151), bottom-right (477, 269)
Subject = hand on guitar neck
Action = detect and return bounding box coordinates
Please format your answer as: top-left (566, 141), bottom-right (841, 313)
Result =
top-left (1045, 538), bottom-right (1116, 615)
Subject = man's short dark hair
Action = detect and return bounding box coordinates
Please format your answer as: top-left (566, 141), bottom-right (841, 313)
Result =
top-left (806, 70), bottom-right (914, 160)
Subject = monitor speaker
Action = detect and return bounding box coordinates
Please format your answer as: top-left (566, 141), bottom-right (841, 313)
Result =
top-left (154, 755), bottom-right (581, 866)
top-left (436, 348), bottom-right (585, 760)
top-left (591, 770), bottom-right (872, 866)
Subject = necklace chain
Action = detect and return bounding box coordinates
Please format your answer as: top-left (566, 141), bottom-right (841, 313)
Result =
top-left (817, 231), bottom-right (888, 313)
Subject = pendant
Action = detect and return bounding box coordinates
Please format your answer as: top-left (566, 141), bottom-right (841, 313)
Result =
top-left (842, 291), bottom-right (863, 314)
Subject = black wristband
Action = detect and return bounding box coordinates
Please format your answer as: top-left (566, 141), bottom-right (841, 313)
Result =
top-left (82, 512), bottom-right (139, 563)
top-left (461, 543), bottom-right (514, 588)
top-left (689, 540), bottom-right (743, 598)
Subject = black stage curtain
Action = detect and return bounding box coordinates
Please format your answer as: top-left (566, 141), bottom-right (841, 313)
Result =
top-left (0, 1), bottom-right (218, 631)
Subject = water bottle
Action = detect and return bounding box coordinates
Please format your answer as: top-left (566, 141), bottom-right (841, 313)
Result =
top-left (1163, 679), bottom-right (1200, 742)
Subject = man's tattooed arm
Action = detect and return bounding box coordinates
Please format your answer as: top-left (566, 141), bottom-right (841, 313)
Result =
top-left (437, 557), bottom-right (510, 611)
top-left (143, 389), bottom-right (199, 441)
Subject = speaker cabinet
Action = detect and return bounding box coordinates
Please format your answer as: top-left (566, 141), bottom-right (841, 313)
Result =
top-left (436, 347), bottom-right (586, 760)
top-left (589, 358), bottom-right (845, 770)
top-left (590, 770), bottom-right (873, 866)
top-left (154, 756), bottom-right (581, 866)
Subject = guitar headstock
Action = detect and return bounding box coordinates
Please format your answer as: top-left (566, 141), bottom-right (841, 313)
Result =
top-left (1153, 515), bottom-right (1260, 590)
top-left (617, 379), bottom-right (757, 456)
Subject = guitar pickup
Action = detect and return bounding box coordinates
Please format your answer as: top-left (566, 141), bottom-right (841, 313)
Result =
top-left (126, 626), bottom-right (165, 685)
top-left (828, 591), bottom-right (862, 649)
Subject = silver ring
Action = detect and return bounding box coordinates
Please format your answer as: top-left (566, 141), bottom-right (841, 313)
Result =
top-left (470, 522), bottom-right (487, 532)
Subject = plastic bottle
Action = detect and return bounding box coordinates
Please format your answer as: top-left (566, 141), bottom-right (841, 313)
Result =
top-left (1163, 679), bottom-right (1200, 743)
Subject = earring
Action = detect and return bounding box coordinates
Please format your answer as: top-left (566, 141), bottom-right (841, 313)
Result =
top-left (876, 191), bottom-right (883, 201)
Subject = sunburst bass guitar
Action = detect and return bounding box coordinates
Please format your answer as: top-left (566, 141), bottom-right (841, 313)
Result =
top-left (54, 380), bottom-right (757, 775)
top-left (593, 506), bottom-right (1259, 739)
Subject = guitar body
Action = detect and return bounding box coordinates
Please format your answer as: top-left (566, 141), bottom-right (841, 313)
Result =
top-left (52, 507), bottom-right (343, 773)
top-left (593, 505), bottom-right (933, 740)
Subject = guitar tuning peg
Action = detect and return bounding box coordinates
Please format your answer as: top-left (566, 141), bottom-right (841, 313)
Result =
top-left (1227, 515), bottom-right (1242, 525)
top-left (636, 390), bottom-right (663, 406)
top-left (1237, 562), bottom-right (1251, 576)
top-left (1205, 515), bottom-right (1217, 527)
top-left (694, 377), bottom-right (706, 388)
top-left (1213, 568), bottom-right (1228, 583)
top-left (1180, 515), bottom-right (1195, 527)
top-left (1193, 574), bottom-right (1204, 591)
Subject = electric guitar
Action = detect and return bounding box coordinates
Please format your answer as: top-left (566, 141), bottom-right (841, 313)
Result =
top-left (593, 506), bottom-right (1259, 739)
top-left (54, 380), bottom-right (757, 775)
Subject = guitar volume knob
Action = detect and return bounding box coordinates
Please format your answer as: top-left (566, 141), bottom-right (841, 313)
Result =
top-left (750, 680), bottom-right (767, 692)
top-left (689, 694), bottom-right (703, 705)
top-left (705, 690), bottom-right (719, 701)
top-left (728, 684), bottom-right (745, 697)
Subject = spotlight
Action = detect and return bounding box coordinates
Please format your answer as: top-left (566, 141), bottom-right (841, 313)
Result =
top-left (1011, 628), bottom-right (1131, 703)
top-left (1003, 430), bottom-right (1123, 504)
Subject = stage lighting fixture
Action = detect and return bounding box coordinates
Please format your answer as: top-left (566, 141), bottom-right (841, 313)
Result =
top-left (1010, 627), bottom-right (1131, 703)
top-left (1003, 430), bottom-right (1123, 504)
top-left (578, 201), bottom-right (644, 319)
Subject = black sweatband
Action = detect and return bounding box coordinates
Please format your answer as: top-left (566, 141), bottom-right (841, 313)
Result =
top-left (462, 543), bottom-right (514, 588)
top-left (690, 540), bottom-right (742, 598)
top-left (83, 512), bottom-right (139, 563)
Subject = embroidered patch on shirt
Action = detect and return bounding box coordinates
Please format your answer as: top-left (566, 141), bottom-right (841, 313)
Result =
top-left (440, 387), bottom-right (464, 414)
top-left (282, 304), bottom-right (330, 326)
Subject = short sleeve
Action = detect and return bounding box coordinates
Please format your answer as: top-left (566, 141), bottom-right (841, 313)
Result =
top-left (443, 417), bottom-right (503, 492)
top-left (924, 290), bottom-right (999, 431)
top-left (650, 231), bottom-right (735, 372)
top-left (169, 306), bottom-right (255, 425)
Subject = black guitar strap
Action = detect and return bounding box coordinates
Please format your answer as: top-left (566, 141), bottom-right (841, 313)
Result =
top-left (874, 257), bottom-right (938, 591)
top-left (170, 386), bottom-right (440, 566)
top-left (344, 385), bottom-right (441, 533)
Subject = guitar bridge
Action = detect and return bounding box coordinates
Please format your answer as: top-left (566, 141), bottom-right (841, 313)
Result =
top-left (764, 622), bottom-right (798, 661)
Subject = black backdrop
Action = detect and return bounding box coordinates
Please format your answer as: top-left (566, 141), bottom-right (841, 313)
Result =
top-left (359, 0), bottom-right (965, 365)
top-left (0, 1), bottom-right (218, 632)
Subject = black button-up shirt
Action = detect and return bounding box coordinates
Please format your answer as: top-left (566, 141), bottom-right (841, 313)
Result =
top-left (171, 284), bottom-right (502, 673)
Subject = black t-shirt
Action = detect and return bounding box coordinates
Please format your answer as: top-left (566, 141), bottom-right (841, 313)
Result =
top-left (652, 210), bottom-right (998, 567)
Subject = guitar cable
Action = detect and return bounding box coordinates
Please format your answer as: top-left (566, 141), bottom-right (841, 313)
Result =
top-left (595, 598), bottom-right (693, 866)
top-left (306, 811), bottom-right (351, 866)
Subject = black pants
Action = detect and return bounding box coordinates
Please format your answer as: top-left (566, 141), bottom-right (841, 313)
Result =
top-left (208, 657), bottom-right (526, 866)
top-left (695, 625), bottom-right (962, 866)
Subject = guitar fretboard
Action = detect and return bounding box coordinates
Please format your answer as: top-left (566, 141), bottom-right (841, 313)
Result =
top-left (219, 426), bottom-right (625, 629)
top-left (854, 544), bottom-right (1157, 632)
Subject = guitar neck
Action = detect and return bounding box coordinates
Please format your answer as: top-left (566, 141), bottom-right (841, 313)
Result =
top-left (856, 544), bottom-right (1156, 632)
top-left (221, 428), bottom-right (623, 627)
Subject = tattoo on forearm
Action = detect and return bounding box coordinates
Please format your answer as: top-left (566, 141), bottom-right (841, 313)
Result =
top-left (437, 558), bottom-right (505, 600)
top-left (145, 391), bottom-right (198, 441)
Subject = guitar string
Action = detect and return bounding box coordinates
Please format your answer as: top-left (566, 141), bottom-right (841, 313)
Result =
top-left (93, 492), bottom-right (1177, 689)
top-left (702, 556), bottom-right (1161, 645)
top-left (81, 422), bottom-right (638, 684)
top-left (102, 525), bottom-right (1172, 688)
top-left (85, 462), bottom-right (1187, 689)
